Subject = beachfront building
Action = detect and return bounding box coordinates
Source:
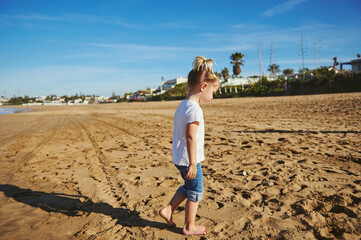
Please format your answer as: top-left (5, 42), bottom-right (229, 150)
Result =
top-left (128, 89), bottom-right (155, 101)
top-left (35, 96), bottom-right (47, 101)
top-left (340, 58), bottom-right (361, 73)
top-left (222, 77), bottom-right (259, 86)
top-left (0, 98), bottom-right (8, 105)
top-left (218, 77), bottom-right (260, 93)
top-left (74, 99), bottom-right (83, 104)
top-left (94, 96), bottom-right (109, 103)
top-left (161, 76), bottom-right (187, 90)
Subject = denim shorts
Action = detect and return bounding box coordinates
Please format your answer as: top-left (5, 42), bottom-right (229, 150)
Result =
top-left (175, 163), bottom-right (203, 202)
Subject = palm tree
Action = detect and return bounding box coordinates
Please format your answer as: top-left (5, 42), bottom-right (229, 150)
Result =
top-left (214, 71), bottom-right (222, 80)
top-left (298, 67), bottom-right (309, 74)
top-left (230, 52), bottom-right (245, 77)
top-left (283, 68), bottom-right (294, 76)
top-left (221, 67), bottom-right (230, 82)
top-left (268, 64), bottom-right (281, 78)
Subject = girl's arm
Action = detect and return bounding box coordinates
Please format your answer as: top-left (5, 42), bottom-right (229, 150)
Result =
top-left (185, 122), bottom-right (198, 180)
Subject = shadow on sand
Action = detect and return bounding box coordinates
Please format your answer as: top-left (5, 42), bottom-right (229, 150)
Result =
top-left (0, 184), bottom-right (183, 235)
top-left (232, 129), bottom-right (361, 134)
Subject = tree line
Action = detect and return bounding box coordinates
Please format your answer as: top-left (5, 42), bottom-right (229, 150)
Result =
top-left (152, 52), bottom-right (361, 100)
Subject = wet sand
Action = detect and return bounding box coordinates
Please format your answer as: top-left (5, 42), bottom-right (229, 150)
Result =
top-left (0, 93), bottom-right (360, 239)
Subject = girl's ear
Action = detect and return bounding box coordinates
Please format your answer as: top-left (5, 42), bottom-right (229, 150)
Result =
top-left (200, 82), bottom-right (208, 92)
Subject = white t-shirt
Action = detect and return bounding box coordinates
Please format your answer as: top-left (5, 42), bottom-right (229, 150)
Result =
top-left (172, 100), bottom-right (205, 166)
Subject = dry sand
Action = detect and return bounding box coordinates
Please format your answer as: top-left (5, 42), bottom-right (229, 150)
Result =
top-left (0, 93), bottom-right (360, 240)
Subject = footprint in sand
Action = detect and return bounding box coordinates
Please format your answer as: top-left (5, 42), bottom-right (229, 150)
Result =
top-left (331, 205), bottom-right (357, 218)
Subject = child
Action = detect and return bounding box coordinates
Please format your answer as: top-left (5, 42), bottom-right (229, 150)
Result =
top-left (159, 56), bottom-right (220, 235)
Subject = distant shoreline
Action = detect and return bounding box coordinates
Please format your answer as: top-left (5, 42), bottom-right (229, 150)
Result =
top-left (0, 107), bottom-right (31, 115)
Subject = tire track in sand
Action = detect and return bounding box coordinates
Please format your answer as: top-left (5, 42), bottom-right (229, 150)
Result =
top-left (93, 117), bottom-right (171, 154)
top-left (70, 117), bottom-right (121, 206)
top-left (91, 116), bottom-right (217, 228)
top-left (93, 118), bottom-right (140, 139)
top-left (3, 116), bottom-right (66, 183)
top-left (0, 117), bottom-right (52, 145)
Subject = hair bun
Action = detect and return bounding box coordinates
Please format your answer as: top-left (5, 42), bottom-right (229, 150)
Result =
top-left (192, 56), bottom-right (216, 73)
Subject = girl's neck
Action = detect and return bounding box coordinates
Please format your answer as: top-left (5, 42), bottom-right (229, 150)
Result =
top-left (186, 91), bottom-right (201, 104)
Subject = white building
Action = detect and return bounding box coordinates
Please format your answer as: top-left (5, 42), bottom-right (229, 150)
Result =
top-left (35, 96), bottom-right (47, 101)
top-left (161, 76), bottom-right (187, 90)
top-left (222, 77), bottom-right (259, 86)
top-left (74, 99), bottom-right (83, 104)
top-left (0, 98), bottom-right (8, 105)
top-left (340, 58), bottom-right (361, 73)
top-left (94, 96), bottom-right (109, 103)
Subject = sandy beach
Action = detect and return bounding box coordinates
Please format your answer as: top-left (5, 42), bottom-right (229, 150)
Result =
top-left (0, 93), bottom-right (360, 239)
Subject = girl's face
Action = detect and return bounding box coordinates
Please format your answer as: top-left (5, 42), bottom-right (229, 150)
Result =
top-left (199, 81), bottom-right (220, 103)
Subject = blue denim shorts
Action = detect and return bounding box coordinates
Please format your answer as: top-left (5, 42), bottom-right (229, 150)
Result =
top-left (175, 163), bottom-right (203, 202)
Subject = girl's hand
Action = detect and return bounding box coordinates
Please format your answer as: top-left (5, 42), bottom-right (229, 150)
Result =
top-left (185, 164), bottom-right (197, 180)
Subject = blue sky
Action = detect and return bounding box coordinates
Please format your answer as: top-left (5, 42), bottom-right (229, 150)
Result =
top-left (1, 0), bottom-right (360, 97)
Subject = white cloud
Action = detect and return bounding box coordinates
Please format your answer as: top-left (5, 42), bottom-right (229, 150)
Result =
top-left (154, 21), bottom-right (199, 29)
top-left (0, 13), bottom-right (62, 21)
top-left (0, 13), bottom-right (144, 29)
top-left (261, 0), bottom-right (307, 18)
top-left (0, 13), bottom-right (195, 30)
top-left (87, 42), bottom-right (253, 54)
top-left (201, 20), bottom-right (348, 52)
top-left (88, 43), bottom-right (191, 52)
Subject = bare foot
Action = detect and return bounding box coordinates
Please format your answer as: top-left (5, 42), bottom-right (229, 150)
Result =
top-left (159, 207), bottom-right (176, 227)
top-left (183, 225), bottom-right (208, 235)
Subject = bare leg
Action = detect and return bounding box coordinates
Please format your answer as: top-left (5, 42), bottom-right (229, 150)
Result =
top-left (159, 191), bottom-right (186, 226)
top-left (183, 199), bottom-right (208, 235)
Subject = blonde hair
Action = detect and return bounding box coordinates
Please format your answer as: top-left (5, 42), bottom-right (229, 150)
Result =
top-left (187, 56), bottom-right (219, 89)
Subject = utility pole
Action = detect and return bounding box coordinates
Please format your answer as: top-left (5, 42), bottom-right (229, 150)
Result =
top-left (259, 42), bottom-right (265, 78)
top-left (270, 43), bottom-right (275, 78)
top-left (315, 39), bottom-right (320, 73)
top-left (301, 33), bottom-right (305, 80)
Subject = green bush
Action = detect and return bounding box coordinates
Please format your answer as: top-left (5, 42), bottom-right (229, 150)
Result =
top-left (149, 71), bottom-right (361, 102)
